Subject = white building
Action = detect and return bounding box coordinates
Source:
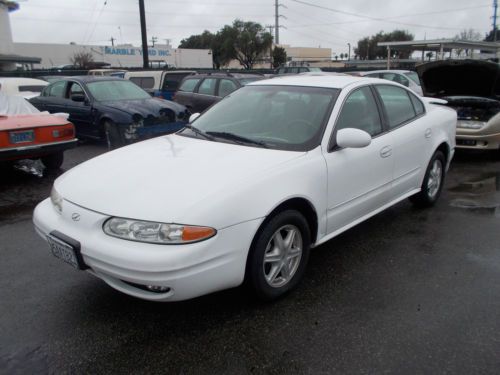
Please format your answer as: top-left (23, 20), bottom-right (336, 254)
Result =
top-left (12, 42), bottom-right (213, 69)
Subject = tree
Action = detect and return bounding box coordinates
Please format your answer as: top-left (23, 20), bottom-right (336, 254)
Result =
top-left (485, 29), bottom-right (500, 42)
top-left (454, 28), bottom-right (483, 57)
top-left (179, 30), bottom-right (232, 69)
top-left (354, 30), bottom-right (414, 60)
top-left (272, 46), bottom-right (287, 68)
top-left (70, 51), bottom-right (94, 69)
top-left (426, 51), bottom-right (434, 61)
top-left (231, 20), bottom-right (273, 69)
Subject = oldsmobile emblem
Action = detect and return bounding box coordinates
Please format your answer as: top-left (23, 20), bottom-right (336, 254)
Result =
top-left (71, 213), bottom-right (81, 222)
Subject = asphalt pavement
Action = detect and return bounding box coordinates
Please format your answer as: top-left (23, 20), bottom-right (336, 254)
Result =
top-left (1, 143), bottom-right (499, 374)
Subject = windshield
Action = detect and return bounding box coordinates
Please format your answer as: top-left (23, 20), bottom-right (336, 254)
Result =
top-left (404, 72), bottom-right (421, 86)
top-left (87, 80), bottom-right (151, 101)
top-left (180, 85), bottom-right (339, 151)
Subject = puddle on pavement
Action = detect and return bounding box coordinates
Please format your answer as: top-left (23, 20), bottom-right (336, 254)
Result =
top-left (448, 172), bottom-right (500, 217)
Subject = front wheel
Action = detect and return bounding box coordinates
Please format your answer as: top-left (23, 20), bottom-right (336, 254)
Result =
top-left (104, 121), bottom-right (124, 150)
top-left (409, 150), bottom-right (445, 208)
top-left (246, 210), bottom-right (311, 301)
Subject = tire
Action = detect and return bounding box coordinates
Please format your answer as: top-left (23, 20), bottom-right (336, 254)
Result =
top-left (245, 210), bottom-right (311, 301)
top-left (104, 120), bottom-right (123, 150)
top-left (41, 152), bottom-right (64, 171)
top-left (409, 150), bottom-right (445, 208)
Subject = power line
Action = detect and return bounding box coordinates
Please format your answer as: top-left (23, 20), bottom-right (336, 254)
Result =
top-left (290, 0), bottom-right (472, 31)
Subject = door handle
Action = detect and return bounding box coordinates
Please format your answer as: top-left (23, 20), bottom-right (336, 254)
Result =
top-left (425, 128), bottom-right (432, 138)
top-left (380, 146), bottom-right (392, 158)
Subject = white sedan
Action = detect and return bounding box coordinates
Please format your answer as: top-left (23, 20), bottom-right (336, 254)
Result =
top-left (33, 75), bottom-right (456, 302)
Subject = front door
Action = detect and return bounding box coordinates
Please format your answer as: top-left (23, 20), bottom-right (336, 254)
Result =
top-left (64, 81), bottom-right (95, 138)
top-left (323, 86), bottom-right (394, 235)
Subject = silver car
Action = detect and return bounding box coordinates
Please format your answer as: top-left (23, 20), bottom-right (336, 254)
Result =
top-left (361, 70), bottom-right (423, 96)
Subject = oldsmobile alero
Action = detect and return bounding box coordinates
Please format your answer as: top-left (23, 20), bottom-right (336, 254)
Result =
top-left (33, 75), bottom-right (457, 302)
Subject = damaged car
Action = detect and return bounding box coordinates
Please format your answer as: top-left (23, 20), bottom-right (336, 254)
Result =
top-left (30, 77), bottom-right (190, 149)
top-left (417, 59), bottom-right (500, 151)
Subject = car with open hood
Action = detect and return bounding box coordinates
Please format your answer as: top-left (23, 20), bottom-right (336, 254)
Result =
top-left (30, 77), bottom-right (190, 149)
top-left (33, 75), bottom-right (456, 302)
top-left (416, 59), bottom-right (500, 151)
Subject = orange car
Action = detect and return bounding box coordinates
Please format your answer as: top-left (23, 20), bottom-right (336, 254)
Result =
top-left (0, 113), bottom-right (77, 170)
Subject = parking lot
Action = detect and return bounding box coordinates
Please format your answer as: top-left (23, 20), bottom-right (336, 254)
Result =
top-left (1, 143), bottom-right (499, 373)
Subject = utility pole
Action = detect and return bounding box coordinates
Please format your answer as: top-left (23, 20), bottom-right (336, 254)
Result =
top-left (150, 36), bottom-right (158, 47)
top-left (274, 0), bottom-right (287, 45)
top-left (110, 37), bottom-right (115, 47)
top-left (494, 0), bottom-right (498, 41)
top-left (267, 25), bottom-right (275, 68)
top-left (139, 0), bottom-right (149, 68)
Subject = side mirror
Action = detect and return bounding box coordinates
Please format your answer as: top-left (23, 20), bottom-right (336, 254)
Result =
top-left (336, 128), bottom-right (371, 149)
top-left (71, 93), bottom-right (86, 102)
top-left (189, 113), bottom-right (201, 123)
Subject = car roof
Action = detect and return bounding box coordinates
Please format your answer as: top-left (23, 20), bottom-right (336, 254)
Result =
top-left (249, 74), bottom-right (377, 89)
top-left (54, 76), bottom-right (125, 83)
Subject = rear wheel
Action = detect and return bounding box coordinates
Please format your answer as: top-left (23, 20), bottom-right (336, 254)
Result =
top-left (41, 152), bottom-right (64, 171)
top-left (246, 210), bottom-right (311, 301)
top-left (409, 150), bottom-right (445, 208)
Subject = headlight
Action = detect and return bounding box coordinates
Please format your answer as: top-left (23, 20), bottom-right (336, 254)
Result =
top-left (103, 217), bottom-right (216, 244)
top-left (457, 121), bottom-right (486, 130)
top-left (50, 186), bottom-right (63, 213)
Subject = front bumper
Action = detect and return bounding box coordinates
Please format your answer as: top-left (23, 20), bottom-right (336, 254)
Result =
top-left (456, 123), bottom-right (500, 150)
top-left (33, 198), bottom-right (262, 301)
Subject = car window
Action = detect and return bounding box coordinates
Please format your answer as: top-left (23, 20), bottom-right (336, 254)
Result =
top-left (129, 77), bottom-right (154, 89)
top-left (278, 68), bottom-right (286, 74)
top-left (178, 78), bottom-right (200, 92)
top-left (365, 73), bottom-right (380, 78)
top-left (288, 68), bottom-right (299, 74)
top-left (46, 81), bottom-right (65, 97)
top-left (404, 71), bottom-right (421, 85)
top-left (299, 68), bottom-right (308, 73)
top-left (335, 86), bottom-right (382, 137)
top-left (162, 74), bottom-right (191, 90)
top-left (197, 78), bottom-right (217, 95)
top-left (382, 73), bottom-right (409, 87)
top-left (409, 92), bottom-right (425, 115)
top-left (238, 77), bottom-right (262, 86)
top-left (218, 79), bottom-right (238, 97)
top-left (18, 85), bottom-right (46, 93)
top-left (68, 82), bottom-right (84, 97)
top-left (375, 85), bottom-right (417, 129)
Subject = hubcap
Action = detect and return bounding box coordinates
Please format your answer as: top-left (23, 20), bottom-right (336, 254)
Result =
top-left (427, 159), bottom-right (443, 199)
top-left (263, 225), bottom-right (303, 288)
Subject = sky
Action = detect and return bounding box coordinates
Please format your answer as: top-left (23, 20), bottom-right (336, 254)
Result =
top-left (8, 0), bottom-right (493, 56)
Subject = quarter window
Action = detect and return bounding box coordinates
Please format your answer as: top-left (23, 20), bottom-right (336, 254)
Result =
top-left (375, 85), bottom-right (416, 129)
top-left (335, 86), bottom-right (382, 136)
top-left (178, 78), bottom-right (200, 92)
top-left (409, 93), bottom-right (425, 116)
top-left (218, 79), bottom-right (237, 97)
top-left (129, 77), bottom-right (154, 89)
top-left (197, 78), bottom-right (217, 95)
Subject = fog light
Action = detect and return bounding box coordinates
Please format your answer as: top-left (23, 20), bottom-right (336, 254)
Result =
top-left (146, 285), bottom-right (170, 293)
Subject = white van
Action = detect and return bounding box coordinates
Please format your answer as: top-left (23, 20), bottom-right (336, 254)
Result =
top-left (124, 70), bottom-right (196, 100)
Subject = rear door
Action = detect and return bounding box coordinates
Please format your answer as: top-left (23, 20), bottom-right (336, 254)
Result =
top-left (373, 84), bottom-right (431, 197)
top-left (173, 77), bottom-right (202, 112)
top-left (34, 80), bottom-right (67, 113)
top-left (193, 78), bottom-right (219, 112)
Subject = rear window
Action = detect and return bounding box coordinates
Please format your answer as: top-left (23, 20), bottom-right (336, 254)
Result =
top-left (179, 78), bottom-right (200, 92)
top-left (129, 77), bottom-right (154, 89)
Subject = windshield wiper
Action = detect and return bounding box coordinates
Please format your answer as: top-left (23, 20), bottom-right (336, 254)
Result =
top-left (183, 124), bottom-right (215, 140)
top-left (205, 131), bottom-right (268, 148)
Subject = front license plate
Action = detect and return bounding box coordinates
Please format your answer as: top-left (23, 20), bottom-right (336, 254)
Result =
top-left (9, 130), bottom-right (34, 144)
top-left (47, 234), bottom-right (80, 269)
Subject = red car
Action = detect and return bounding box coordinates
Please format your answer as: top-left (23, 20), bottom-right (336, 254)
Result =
top-left (0, 113), bottom-right (77, 170)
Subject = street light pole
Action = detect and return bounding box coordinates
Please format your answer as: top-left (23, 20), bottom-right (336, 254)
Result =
top-left (139, 0), bottom-right (149, 68)
top-left (347, 43), bottom-right (351, 60)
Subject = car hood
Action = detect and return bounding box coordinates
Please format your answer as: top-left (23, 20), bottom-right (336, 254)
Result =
top-left (416, 59), bottom-right (500, 98)
top-left (99, 97), bottom-right (186, 117)
top-left (55, 135), bottom-right (305, 225)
